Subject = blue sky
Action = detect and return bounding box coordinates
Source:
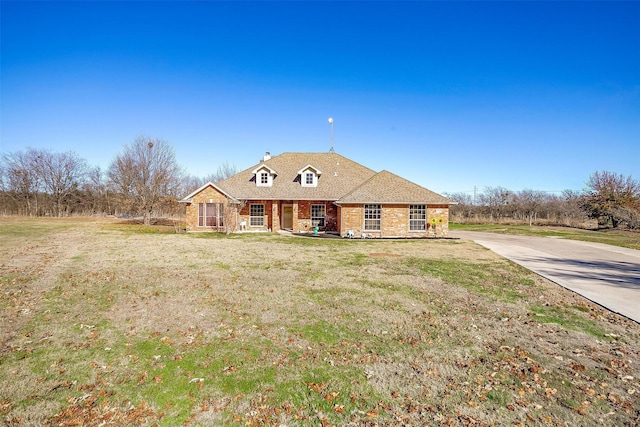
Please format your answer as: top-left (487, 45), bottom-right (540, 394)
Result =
top-left (1, 1), bottom-right (639, 196)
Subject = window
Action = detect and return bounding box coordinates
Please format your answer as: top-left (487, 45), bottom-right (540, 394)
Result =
top-left (311, 204), bottom-right (326, 227)
top-left (198, 203), bottom-right (205, 227)
top-left (409, 205), bottom-right (426, 231)
top-left (364, 204), bottom-right (381, 231)
top-left (298, 165), bottom-right (320, 187)
top-left (250, 204), bottom-right (265, 226)
top-left (198, 203), bottom-right (224, 228)
top-left (253, 166), bottom-right (276, 187)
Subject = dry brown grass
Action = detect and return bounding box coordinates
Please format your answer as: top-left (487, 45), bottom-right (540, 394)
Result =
top-left (0, 217), bottom-right (639, 426)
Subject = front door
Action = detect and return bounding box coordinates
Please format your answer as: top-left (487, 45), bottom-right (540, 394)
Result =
top-left (282, 204), bottom-right (293, 230)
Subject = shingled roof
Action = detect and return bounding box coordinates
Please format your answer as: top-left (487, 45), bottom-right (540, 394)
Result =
top-left (196, 152), bottom-right (453, 205)
top-left (337, 170), bottom-right (453, 204)
top-left (215, 152), bottom-right (377, 200)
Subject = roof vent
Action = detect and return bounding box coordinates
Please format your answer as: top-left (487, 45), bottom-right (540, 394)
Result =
top-left (263, 152), bottom-right (271, 162)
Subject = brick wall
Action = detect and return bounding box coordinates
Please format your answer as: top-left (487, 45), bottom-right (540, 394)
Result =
top-left (239, 200), bottom-right (273, 231)
top-left (292, 201), bottom-right (299, 232)
top-left (184, 186), bottom-right (229, 232)
top-left (382, 204), bottom-right (409, 238)
top-left (338, 204), bottom-right (450, 238)
top-left (340, 204), bottom-right (364, 237)
top-left (427, 205), bottom-right (450, 237)
top-left (295, 201), bottom-right (338, 233)
top-left (186, 192), bottom-right (449, 236)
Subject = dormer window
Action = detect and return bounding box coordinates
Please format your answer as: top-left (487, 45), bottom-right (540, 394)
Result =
top-left (252, 165), bottom-right (277, 187)
top-left (305, 172), bottom-right (314, 185)
top-left (298, 164), bottom-right (322, 188)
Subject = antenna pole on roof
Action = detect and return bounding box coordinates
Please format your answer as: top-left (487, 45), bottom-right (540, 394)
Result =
top-left (328, 117), bottom-right (335, 153)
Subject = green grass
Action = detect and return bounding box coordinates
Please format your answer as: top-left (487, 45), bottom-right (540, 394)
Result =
top-left (485, 389), bottom-right (511, 406)
top-left (101, 223), bottom-right (176, 235)
top-left (529, 304), bottom-right (612, 340)
top-left (99, 330), bottom-right (387, 426)
top-left (450, 223), bottom-right (640, 250)
top-left (404, 257), bottom-right (527, 302)
top-left (0, 218), bottom-right (76, 239)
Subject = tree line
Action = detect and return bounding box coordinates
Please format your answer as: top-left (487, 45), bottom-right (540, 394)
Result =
top-left (446, 170), bottom-right (640, 230)
top-left (0, 137), bottom-right (236, 224)
top-left (1, 138), bottom-right (638, 230)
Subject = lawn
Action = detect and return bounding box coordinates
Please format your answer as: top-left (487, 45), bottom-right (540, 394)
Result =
top-left (1, 217), bottom-right (638, 426)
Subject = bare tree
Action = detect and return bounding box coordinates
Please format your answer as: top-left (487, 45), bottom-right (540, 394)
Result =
top-left (32, 149), bottom-right (88, 217)
top-left (558, 190), bottom-right (588, 227)
top-left (79, 166), bottom-right (112, 215)
top-left (108, 137), bottom-right (184, 225)
top-left (178, 161), bottom-right (239, 211)
top-left (178, 174), bottom-right (204, 200)
top-left (202, 161), bottom-right (238, 184)
top-left (479, 187), bottom-right (511, 221)
top-left (581, 171), bottom-right (640, 229)
top-left (107, 151), bottom-right (138, 215)
top-left (445, 192), bottom-right (475, 222)
top-left (517, 189), bottom-right (545, 226)
top-left (1, 149), bottom-right (41, 216)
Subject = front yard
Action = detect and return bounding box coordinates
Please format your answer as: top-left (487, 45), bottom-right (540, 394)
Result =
top-left (1, 217), bottom-right (638, 426)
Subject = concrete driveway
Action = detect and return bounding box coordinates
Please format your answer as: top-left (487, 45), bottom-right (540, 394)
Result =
top-left (449, 230), bottom-right (640, 323)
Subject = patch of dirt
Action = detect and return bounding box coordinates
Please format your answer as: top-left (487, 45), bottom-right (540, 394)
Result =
top-left (0, 226), bottom-right (88, 353)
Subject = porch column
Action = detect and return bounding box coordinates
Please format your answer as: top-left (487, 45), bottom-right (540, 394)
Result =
top-left (272, 201), bottom-right (280, 232)
top-left (292, 201), bottom-right (299, 233)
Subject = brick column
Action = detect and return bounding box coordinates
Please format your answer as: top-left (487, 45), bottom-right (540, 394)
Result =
top-left (292, 201), bottom-right (299, 233)
top-left (272, 201), bottom-right (280, 232)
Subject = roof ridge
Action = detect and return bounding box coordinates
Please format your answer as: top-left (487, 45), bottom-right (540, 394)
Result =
top-left (180, 181), bottom-right (236, 203)
top-left (337, 170), bottom-right (383, 201)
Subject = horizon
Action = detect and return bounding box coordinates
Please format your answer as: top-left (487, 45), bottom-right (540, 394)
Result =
top-left (1, 1), bottom-right (638, 196)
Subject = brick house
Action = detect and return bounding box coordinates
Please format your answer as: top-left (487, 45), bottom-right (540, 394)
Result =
top-left (180, 152), bottom-right (454, 238)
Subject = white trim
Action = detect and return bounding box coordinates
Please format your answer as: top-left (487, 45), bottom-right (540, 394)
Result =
top-left (302, 171), bottom-right (317, 187)
top-left (298, 165), bottom-right (322, 187)
top-left (197, 202), bottom-right (224, 229)
top-left (363, 204), bottom-right (382, 231)
top-left (251, 164), bottom-right (278, 175)
top-left (311, 203), bottom-right (326, 227)
top-left (296, 164), bottom-right (322, 176)
top-left (180, 181), bottom-right (235, 203)
top-left (257, 171), bottom-right (271, 187)
top-left (252, 165), bottom-right (277, 187)
top-left (250, 203), bottom-right (265, 226)
top-left (409, 204), bottom-right (426, 231)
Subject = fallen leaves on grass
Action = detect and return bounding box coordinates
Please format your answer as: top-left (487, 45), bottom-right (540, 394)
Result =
top-left (49, 393), bottom-right (160, 426)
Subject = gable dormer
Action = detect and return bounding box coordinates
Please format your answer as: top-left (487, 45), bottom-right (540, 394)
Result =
top-left (297, 164), bottom-right (322, 188)
top-left (252, 164), bottom-right (277, 187)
